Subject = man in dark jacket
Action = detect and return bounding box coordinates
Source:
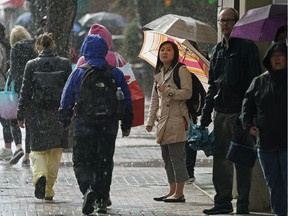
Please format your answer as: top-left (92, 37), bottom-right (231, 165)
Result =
top-left (241, 42), bottom-right (287, 216)
top-left (201, 8), bottom-right (261, 215)
top-left (58, 35), bottom-right (133, 215)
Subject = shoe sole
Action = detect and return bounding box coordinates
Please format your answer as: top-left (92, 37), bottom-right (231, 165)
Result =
top-left (203, 209), bottom-right (234, 215)
top-left (82, 191), bottom-right (97, 215)
top-left (9, 151), bottom-right (24, 165)
top-left (96, 208), bottom-right (107, 214)
top-left (163, 195), bottom-right (186, 203)
top-left (35, 176), bottom-right (46, 199)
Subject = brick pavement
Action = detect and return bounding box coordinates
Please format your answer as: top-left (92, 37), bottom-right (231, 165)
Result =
top-left (0, 121), bottom-right (216, 216)
top-left (0, 101), bottom-right (272, 215)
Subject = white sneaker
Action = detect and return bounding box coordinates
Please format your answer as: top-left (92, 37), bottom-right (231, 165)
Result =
top-left (0, 148), bottom-right (13, 160)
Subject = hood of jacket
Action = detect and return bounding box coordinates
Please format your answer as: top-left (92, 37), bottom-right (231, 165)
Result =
top-left (88, 24), bottom-right (112, 50)
top-left (80, 34), bottom-right (108, 64)
top-left (263, 42), bottom-right (287, 72)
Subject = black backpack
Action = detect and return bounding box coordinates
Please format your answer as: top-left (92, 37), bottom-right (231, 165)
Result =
top-left (32, 57), bottom-right (66, 108)
top-left (173, 63), bottom-right (206, 123)
top-left (76, 64), bottom-right (119, 126)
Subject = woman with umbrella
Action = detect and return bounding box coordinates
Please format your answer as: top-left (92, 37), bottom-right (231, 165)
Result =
top-left (146, 41), bottom-right (192, 202)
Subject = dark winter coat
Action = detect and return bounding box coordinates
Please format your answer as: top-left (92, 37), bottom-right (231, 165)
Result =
top-left (17, 49), bottom-right (72, 151)
top-left (59, 35), bottom-right (133, 136)
top-left (202, 38), bottom-right (261, 117)
top-left (10, 38), bottom-right (37, 93)
top-left (241, 42), bottom-right (287, 150)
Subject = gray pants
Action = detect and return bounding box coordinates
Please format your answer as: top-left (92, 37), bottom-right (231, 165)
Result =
top-left (161, 142), bottom-right (189, 183)
top-left (213, 112), bottom-right (253, 210)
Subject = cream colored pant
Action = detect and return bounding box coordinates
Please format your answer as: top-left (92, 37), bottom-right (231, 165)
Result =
top-left (30, 148), bottom-right (63, 198)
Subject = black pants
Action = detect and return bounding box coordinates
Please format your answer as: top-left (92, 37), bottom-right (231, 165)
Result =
top-left (185, 142), bottom-right (197, 178)
top-left (0, 118), bottom-right (21, 144)
top-left (73, 122), bottom-right (118, 201)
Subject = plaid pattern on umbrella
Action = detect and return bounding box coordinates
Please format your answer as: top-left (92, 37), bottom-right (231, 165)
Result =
top-left (139, 30), bottom-right (209, 86)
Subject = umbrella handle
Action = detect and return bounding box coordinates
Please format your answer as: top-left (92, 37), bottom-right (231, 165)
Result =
top-left (162, 62), bottom-right (180, 84)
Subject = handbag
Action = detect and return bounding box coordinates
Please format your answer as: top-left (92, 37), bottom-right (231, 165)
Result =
top-left (226, 141), bottom-right (257, 168)
top-left (117, 61), bottom-right (145, 127)
top-left (0, 75), bottom-right (18, 119)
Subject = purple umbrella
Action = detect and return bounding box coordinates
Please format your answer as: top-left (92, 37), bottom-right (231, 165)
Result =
top-left (231, 4), bottom-right (287, 42)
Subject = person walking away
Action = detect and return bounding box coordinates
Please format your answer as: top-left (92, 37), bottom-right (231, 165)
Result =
top-left (9, 25), bottom-right (38, 166)
top-left (58, 34), bottom-right (133, 215)
top-left (76, 23), bottom-right (127, 207)
top-left (200, 8), bottom-right (262, 215)
top-left (17, 33), bottom-right (71, 200)
top-left (146, 41), bottom-right (192, 203)
top-left (241, 42), bottom-right (287, 216)
top-left (76, 23), bottom-right (127, 68)
top-left (0, 23), bottom-right (23, 161)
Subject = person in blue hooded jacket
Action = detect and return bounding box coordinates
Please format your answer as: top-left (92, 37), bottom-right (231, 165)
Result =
top-left (58, 34), bottom-right (133, 215)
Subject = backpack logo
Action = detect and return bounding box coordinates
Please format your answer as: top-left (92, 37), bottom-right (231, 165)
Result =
top-left (173, 63), bottom-right (206, 123)
top-left (76, 64), bottom-right (122, 126)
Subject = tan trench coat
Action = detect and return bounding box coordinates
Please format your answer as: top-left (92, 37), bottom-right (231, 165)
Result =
top-left (146, 65), bottom-right (192, 145)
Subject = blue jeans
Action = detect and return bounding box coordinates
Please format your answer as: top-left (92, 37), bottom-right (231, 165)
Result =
top-left (258, 148), bottom-right (287, 216)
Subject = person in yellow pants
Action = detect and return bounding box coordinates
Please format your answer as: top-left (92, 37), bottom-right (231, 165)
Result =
top-left (17, 32), bottom-right (71, 200)
top-left (30, 148), bottom-right (63, 199)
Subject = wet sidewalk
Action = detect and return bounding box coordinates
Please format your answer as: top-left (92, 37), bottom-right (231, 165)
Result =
top-left (0, 124), bottom-right (214, 216)
top-left (0, 101), bottom-right (273, 215)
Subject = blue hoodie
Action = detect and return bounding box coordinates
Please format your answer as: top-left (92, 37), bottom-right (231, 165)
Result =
top-left (59, 35), bottom-right (133, 134)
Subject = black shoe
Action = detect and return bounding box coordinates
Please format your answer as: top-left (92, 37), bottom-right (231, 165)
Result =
top-left (203, 206), bottom-right (234, 215)
top-left (9, 148), bottom-right (24, 165)
top-left (236, 208), bottom-right (249, 214)
top-left (96, 199), bottom-right (107, 214)
top-left (82, 187), bottom-right (97, 215)
top-left (35, 176), bottom-right (46, 199)
top-left (153, 195), bottom-right (168, 201)
top-left (163, 195), bottom-right (186, 203)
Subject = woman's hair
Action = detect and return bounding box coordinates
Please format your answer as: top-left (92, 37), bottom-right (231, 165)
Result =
top-left (9, 25), bottom-right (31, 47)
top-left (155, 41), bottom-right (179, 74)
top-left (36, 32), bottom-right (55, 50)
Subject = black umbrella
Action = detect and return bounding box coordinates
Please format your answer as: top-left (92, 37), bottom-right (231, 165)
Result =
top-left (78, 11), bottom-right (127, 28)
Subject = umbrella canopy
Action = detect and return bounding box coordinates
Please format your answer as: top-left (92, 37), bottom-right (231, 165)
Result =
top-left (15, 12), bottom-right (33, 28)
top-left (231, 4), bottom-right (287, 42)
top-left (0, 0), bottom-right (23, 8)
top-left (143, 14), bottom-right (217, 44)
top-left (139, 30), bottom-right (209, 87)
top-left (78, 12), bottom-right (128, 28)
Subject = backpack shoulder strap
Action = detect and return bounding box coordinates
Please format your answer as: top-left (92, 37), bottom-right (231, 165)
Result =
top-left (173, 62), bottom-right (185, 89)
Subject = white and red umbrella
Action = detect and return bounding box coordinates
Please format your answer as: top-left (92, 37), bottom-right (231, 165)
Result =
top-left (139, 30), bottom-right (210, 88)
